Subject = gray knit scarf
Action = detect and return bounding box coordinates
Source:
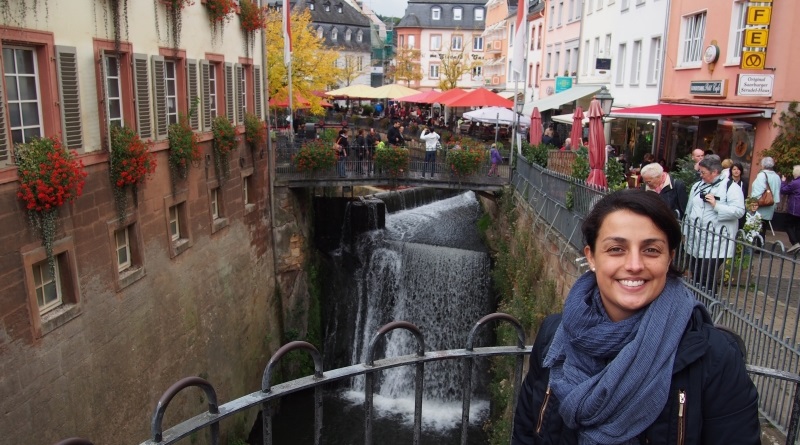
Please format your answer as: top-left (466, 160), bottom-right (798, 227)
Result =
top-left (544, 272), bottom-right (700, 444)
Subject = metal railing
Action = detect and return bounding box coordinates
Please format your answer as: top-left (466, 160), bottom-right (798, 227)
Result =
top-left (513, 155), bottom-right (800, 441)
top-left (54, 313), bottom-right (800, 445)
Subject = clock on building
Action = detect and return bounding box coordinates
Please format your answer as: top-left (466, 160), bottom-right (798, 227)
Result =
top-left (703, 44), bottom-right (720, 64)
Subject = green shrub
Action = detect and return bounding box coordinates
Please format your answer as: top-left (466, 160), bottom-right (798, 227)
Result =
top-left (447, 148), bottom-right (487, 176)
top-left (375, 145), bottom-right (410, 177)
top-left (294, 139), bottom-right (337, 172)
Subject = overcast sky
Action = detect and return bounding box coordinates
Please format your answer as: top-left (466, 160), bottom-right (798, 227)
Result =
top-left (365, 0), bottom-right (408, 18)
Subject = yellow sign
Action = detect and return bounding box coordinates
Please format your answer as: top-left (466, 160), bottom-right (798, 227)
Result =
top-left (747, 6), bottom-right (772, 25)
top-left (741, 51), bottom-right (766, 70)
top-left (744, 29), bottom-right (769, 47)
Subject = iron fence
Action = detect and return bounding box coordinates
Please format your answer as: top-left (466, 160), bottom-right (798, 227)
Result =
top-left (513, 155), bottom-right (800, 441)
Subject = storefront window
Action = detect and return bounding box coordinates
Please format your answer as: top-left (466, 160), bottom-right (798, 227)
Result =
top-left (609, 119), bottom-right (656, 167)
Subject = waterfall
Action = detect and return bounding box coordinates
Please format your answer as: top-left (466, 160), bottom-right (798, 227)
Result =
top-left (324, 191), bottom-right (494, 431)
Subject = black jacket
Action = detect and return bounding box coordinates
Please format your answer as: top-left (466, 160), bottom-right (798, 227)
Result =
top-left (387, 127), bottom-right (403, 146)
top-left (512, 309), bottom-right (760, 445)
top-left (656, 174), bottom-right (688, 219)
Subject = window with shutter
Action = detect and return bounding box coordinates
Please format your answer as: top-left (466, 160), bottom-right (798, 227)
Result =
top-left (132, 54), bottom-right (152, 139)
top-left (236, 63), bottom-right (245, 124)
top-left (151, 55), bottom-right (168, 139)
top-left (253, 65), bottom-right (262, 120)
top-left (55, 46), bottom-right (83, 150)
top-left (0, 58), bottom-right (9, 166)
top-left (225, 62), bottom-right (235, 123)
top-left (3, 46), bottom-right (44, 146)
top-left (186, 59), bottom-right (200, 130)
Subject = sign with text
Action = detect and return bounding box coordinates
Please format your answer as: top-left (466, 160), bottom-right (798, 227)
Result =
top-left (555, 76), bottom-right (573, 93)
top-left (690, 80), bottom-right (728, 97)
top-left (741, 3), bottom-right (773, 70)
top-left (737, 74), bottom-right (774, 96)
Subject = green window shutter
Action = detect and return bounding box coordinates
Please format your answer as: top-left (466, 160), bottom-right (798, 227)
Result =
top-left (225, 62), bottom-right (234, 123)
top-left (201, 60), bottom-right (212, 131)
top-left (132, 53), bottom-right (152, 139)
top-left (186, 59), bottom-right (200, 131)
top-left (55, 46), bottom-right (83, 150)
top-left (151, 55), bottom-right (167, 140)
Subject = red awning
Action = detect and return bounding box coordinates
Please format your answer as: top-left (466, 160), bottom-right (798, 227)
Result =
top-left (609, 103), bottom-right (767, 120)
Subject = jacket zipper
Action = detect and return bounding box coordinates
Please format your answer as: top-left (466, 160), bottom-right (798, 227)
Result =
top-left (536, 386), bottom-right (551, 435)
top-left (677, 390), bottom-right (686, 445)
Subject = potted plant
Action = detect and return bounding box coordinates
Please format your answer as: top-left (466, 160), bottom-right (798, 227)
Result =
top-left (293, 139), bottom-right (337, 172)
top-left (16, 136), bottom-right (87, 269)
top-left (374, 144), bottom-right (410, 178)
top-left (109, 126), bottom-right (157, 220)
top-left (447, 147), bottom-right (486, 177)
top-left (238, 0), bottom-right (264, 33)
top-left (204, 0), bottom-right (237, 37)
top-left (168, 113), bottom-right (200, 185)
top-left (212, 115), bottom-right (237, 180)
top-left (244, 112), bottom-right (266, 152)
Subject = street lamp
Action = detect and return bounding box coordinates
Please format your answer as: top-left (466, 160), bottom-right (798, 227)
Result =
top-left (595, 86), bottom-right (614, 115)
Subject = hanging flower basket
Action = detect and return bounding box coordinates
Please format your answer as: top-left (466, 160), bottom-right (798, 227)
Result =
top-left (16, 136), bottom-right (87, 269)
top-left (293, 139), bottom-right (337, 173)
top-left (168, 114), bottom-right (200, 183)
top-left (212, 115), bottom-right (237, 180)
top-left (238, 0), bottom-right (265, 33)
top-left (375, 145), bottom-right (410, 178)
top-left (110, 126), bottom-right (157, 220)
top-left (244, 112), bottom-right (266, 151)
top-left (204, 0), bottom-right (236, 24)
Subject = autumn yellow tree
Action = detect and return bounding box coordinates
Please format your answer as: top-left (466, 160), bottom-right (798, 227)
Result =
top-left (265, 8), bottom-right (341, 114)
top-left (436, 49), bottom-right (480, 90)
top-left (391, 48), bottom-right (423, 86)
top-left (339, 54), bottom-right (369, 86)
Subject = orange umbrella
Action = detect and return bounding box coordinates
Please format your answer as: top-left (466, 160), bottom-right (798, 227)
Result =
top-left (530, 107), bottom-right (542, 145)
top-left (441, 88), bottom-right (514, 108)
top-left (586, 99), bottom-right (607, 188)
top-left (570, 106), bottom-right (584, 150)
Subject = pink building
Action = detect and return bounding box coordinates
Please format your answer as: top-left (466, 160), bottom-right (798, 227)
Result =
top-left (613, 0), bottom-right (800, 183)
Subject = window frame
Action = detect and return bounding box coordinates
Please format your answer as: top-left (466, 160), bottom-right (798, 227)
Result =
top-left (679, 10), bottom-right (707, 67)
top-left (616, 43), bottom-right (627, 85)
top-left (242, 166), bottom-right (255, 214)
top-left (727, 0), bottom-right (748, 65)
top-left (201, 56), bottom-right (224, 132)
top-left (3, 45), bottom-right (45, 145)
top-left (647, 36), bottom-right (662, 85)
top-left (429, 63), bottom-right (440, 79)
top-left (452, 34), bottom-right (463, 51)
top-left (430, 34), bottom-right (442, 51)
top-left (106, 213), bottom-right (146, 291)
top-left (473, 35), bottom-right (484, 51)
top-left (164, 191), bottom-right (192, 258)
top-left (630, 39), bottom-right (642, 85)
top-left (207, 179), bottom-right (229, 233)
top-left (1, 27), bottom-right (62, 167)
top-left (21, 237), bottom-right (81, 338)
top-left (432, 6), bottom-right (441, 20)
top-left (453, 7), bottom-right (463, 20)
top-left (154, 49), bottom-right (187, 140)
top-left (474, 7), bottom-right (484, 21)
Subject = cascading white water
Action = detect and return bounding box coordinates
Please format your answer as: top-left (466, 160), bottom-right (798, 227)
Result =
top-left (332, 191), bottom-right (493, 430)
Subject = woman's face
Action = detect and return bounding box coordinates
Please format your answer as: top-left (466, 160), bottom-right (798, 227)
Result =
top-left (584, 210), bottom-right (673, 322)
top-left (731, 165), bottom-right (742, 179)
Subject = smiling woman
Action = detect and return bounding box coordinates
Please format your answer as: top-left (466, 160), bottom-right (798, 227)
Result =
top-left (511, 189), bottom-right (761, 445)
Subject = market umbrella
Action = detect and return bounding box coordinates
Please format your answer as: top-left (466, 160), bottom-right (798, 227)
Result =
top-left (269, 91), bottom-right (311, 108)
top-left (463, 106), bottom-right (529, 127)
top-left (366, 83), bottom-right (420, 99)
top-left (433, 87), bottom-right (468, 105)
top-left (586, 99), bottom-right (608, 188)
top-left (325, 84), bottom-right (377, 98)
top-left (570, 106), bottom-right (584, 150)
top-left (529, 107), bottom-right (542, 145)
top-left (398, 90), bottom-right (442, 104)
top-left (442, 88), bottom-right (514, 108)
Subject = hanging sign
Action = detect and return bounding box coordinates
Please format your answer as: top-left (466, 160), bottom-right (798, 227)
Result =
top-left (740, 2), bottom-right (773, 70)
top-left (737, 74), bottom-right (774, 96)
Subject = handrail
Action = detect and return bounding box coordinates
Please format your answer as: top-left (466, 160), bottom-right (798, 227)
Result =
top-left (149, 377), bottom-right (220, 444)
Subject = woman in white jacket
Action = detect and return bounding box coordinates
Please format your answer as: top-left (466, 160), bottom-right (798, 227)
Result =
top-left (683, 155), bottom-right (745, 293)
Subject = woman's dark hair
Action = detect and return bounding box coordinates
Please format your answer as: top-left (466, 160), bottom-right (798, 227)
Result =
top-left (582, 189), bottom-right (683, 277)
top-left (732, 162), bottom-right (745, 176)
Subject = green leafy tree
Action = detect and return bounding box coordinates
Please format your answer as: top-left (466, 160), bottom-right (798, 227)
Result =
top-left (391, 48), bottom-right (423, 86)
top-left (763, 101), bottom-right (800, 175)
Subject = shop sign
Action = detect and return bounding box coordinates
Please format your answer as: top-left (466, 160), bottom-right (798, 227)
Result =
top-left (737, 74), bottom-right (774, 96)
top-left (690, 80), bottom-right (727, 97)
top-left (555, 76), bottom-right (573, 93)
top-left (741, 2), bottom-right (773, 70)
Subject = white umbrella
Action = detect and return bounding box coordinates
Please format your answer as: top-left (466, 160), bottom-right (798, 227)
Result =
top-left (462, 106), bottom-right (529, 128)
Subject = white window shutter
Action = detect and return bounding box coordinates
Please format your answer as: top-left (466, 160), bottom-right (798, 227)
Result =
top-left (151, 55), bottom-right (168, 140)
top-left (225, 62), bottom-right (235, 123)
top-left (253, 65), bottom-right (263, 121)
top-left (132, 53), bottom-right (152, 139)
top-left (186, 59), bottom-right (200, 131)
top-left (55, 46), bottom-right (83, 150)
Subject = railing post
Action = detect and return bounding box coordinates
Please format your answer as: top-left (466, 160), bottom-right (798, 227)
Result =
top-left (460, 313), bottom-right (526, 445)
top-left (364, 321), bottom-right (425, 445)
top-left (150, 377), bottom-right (220, 445)
top-left (261, 341), bottom-right (324, 445)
